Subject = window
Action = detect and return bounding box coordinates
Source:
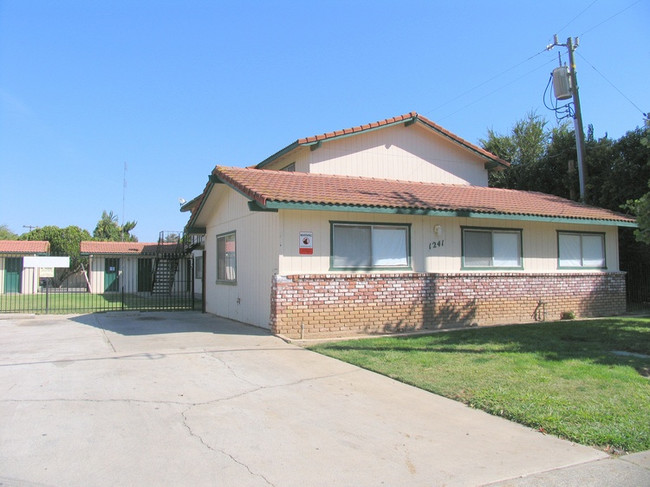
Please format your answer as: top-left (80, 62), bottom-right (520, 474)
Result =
top-left (216, 232), bottom-right (236, 282)
top-left (195, 255), bottom-right (203, 280)
top-left (331, 223), bottom-right (410, 269)
top-left (462, 227), bottom-right (522, 269)
top-left (281, 162), bottom-right (295, 172)
top-left (558, 232), bottom-right (605, 268)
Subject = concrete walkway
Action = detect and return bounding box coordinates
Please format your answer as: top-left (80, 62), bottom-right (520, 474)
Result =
top-left (0, 312), bottom-right (648, 486)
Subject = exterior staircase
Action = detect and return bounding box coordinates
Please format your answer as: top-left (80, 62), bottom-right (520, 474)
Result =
top-left (151, 231), bottom-right (184, 295)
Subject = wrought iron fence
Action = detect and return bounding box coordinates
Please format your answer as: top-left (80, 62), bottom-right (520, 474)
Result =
top-left (0, 252), bottom-right (198, 314)
top-left (625, 263), bottom-right (650, 305)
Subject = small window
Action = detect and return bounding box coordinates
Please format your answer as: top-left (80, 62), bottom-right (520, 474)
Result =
top-left (195, 255), bottom-right (203, 280)
top-left (462, 227), bottom-right (522, 269)
top-left (216, 232), bottom-right (236, 282)
top-left (331, 223), bottom-right (410, 270)
top-left (281, 162), bottom-right (295, 172)
top-left (558, 232), bottom-right (605, 268)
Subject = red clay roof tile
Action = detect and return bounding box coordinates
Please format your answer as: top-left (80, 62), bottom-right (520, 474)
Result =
top-left (79, 241), bottom-right (175, 255)
top-left (0, 240), bottom-right (50, 254)
top-left (258, 112), bottom-right (510, 169)
top-left (213, 166), bottom-right (635, 224)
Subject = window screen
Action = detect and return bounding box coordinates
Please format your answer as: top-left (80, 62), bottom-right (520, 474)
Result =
top-left (558, 232), bottom-right (605, 268)
top-left (332, 223), bottom-right (409, 269)
top-left (463, 228), bottom-right (522, 268)
top-left (217, 232), bottom-right (236, 281)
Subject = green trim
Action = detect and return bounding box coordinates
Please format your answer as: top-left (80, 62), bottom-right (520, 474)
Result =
top-left (256, 141), bottom-right (300, 169)
top-left (461, 226), bottom-right (524, 270)
top-left (185, 183), bottom-right (215, 231)
top-left (310, 141), bottom-right (322, 151)
top-left (248, 201), bottom-right (278, 212)
top-left (262, 201), bottom-right (635, 227)
top-left (416, 117), bottom-right (508, 168)
top-left (557, 230), bottom-right (607, 270)
top-left (185, 226), bottom-right (206, 234)
top-left (256, 117), bottom-right (417, 169)
top-left (329, 221), bottom-right (412, 271)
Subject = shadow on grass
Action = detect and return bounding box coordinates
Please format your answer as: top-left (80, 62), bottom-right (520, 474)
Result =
top-left (315, 318), bottom-right (650, 370)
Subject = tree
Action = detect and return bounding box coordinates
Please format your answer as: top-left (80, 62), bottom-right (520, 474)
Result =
top-left (93, 210), bottom-right (138, 242)
top-left (20, 225), bottom-right (92, 286)
top-left (0, 224), bottom-right (18, 240)
top-left (623, 118), bottom-right (650, 244)
top-left (482, 111), bottom-right (551, 190)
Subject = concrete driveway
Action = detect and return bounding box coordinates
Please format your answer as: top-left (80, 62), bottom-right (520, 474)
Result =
top-left (0, 312), bottom-right (642, 486)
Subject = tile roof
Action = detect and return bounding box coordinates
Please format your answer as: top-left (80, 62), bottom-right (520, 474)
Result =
top-left (210, 166), bottom-right (636, 225)
top-left (80, 241), bottom-right (176, 255)
top-left (256, 111), bottom-right (510, 169)
top-left (0, 240), bottom-right (50, 254)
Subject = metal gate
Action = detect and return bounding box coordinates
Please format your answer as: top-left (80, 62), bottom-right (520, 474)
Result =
top-left (0, 251), bottom-right (198, 314)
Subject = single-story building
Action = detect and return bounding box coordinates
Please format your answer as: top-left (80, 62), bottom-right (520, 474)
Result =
top-left (0, 240), bottom-right (51, 294)
top-left (80, 241), bottom-right (191, 294)
top-left (184, 112), bottom-right (637, 338)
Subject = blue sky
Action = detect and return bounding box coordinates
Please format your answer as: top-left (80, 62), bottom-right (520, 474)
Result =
top-left (1, 0), bottom-right (648, 242)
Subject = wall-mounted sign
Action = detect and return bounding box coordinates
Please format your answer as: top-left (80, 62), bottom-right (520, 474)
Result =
top-left (23, 256), bottom-right (70, 268)
top-left (299, 231), bottom-right (313, 255)
top-left (39, 267), bottom-right (55, 278)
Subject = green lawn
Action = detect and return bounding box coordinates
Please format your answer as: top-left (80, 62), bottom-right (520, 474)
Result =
top-left (0, 292), bottom-right (197, 313)
top-left (309, 317), bottom-right (650, 453)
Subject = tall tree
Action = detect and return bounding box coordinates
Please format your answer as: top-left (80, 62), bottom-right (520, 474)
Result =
top-left (93, 210), bottom-right (138, 242)
top-left (622, 118), bottom-right (650, 244)
top-left (0, 224), bottom-right (18, 240)
top-left (20, 225), bottom-right (92, 285)
top-left (482, 111), bottom-right (551, 190)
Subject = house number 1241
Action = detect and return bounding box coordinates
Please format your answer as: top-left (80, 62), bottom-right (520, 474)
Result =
top-left (429, 240), bottom-right (445, 250)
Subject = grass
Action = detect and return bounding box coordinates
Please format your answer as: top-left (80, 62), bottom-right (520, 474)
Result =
top-left (0, 292), bottom-right (198, 313)
top-left (309, 317), bottom-right (650, 453)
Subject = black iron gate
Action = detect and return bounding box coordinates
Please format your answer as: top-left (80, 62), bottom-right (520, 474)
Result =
top-left (0, 251), bottom-right (198, 314)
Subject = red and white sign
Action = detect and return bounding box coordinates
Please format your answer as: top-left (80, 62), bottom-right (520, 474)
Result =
top-left (299, 231), bottom-right (313, 255)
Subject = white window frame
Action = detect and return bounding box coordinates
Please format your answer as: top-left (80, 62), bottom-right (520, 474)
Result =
top-left (557, 231), bottom-right (606, 269)
top-left (216, 231), bottom-right (236, 283)
top-left (330, 222), bottom-right (410, 270)
top-left (462, 227), bottom-right (523, 269)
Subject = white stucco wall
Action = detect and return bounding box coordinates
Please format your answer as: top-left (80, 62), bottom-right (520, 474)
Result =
top-left (264, 123), bottom-right (490, 186)
top-left (202, 186), bottom-right (280, 328)
top-left (277, 209), bottom-right (620, 275)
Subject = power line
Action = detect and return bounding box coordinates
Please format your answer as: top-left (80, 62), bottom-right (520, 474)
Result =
top-left (424, 0), bottom-right (643, 128)
top-left (435, 57), bottom-right (557, 123)
top-left (576, 51), bottom-right (647, 117)
top-left (554, 0), bottom-right (599, 37)
top-left (423, 48), bottom-right (548, 118)
top-left (579, 0), bottom-right (642, 37)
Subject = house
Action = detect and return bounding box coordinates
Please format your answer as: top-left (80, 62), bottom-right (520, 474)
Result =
top-left (80, 241), bottom-right (192, 295)
top-left (184, 112), bottom-right (636, 338)
top-left (0, 240), bottom-right (50, 294)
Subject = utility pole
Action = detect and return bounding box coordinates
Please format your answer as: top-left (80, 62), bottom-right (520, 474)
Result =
top-left (547, 35), bottom-right (588, 203)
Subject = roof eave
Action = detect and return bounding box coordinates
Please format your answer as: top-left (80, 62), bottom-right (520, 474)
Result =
top-left (256, 141), bottom-right (301, 169)
top-left (260, 200), bottom-right (636, 227)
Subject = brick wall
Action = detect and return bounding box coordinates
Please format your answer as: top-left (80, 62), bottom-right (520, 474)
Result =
top-left (270, 272), bottom-right (627, 339)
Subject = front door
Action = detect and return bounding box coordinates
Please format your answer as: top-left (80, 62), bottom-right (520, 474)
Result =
top-left (104, 258), bottom-right (120, 292)
top-left (4, 258), bottom-right (22, 293)
top-left (137, 258), bottom-right (153, 292)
